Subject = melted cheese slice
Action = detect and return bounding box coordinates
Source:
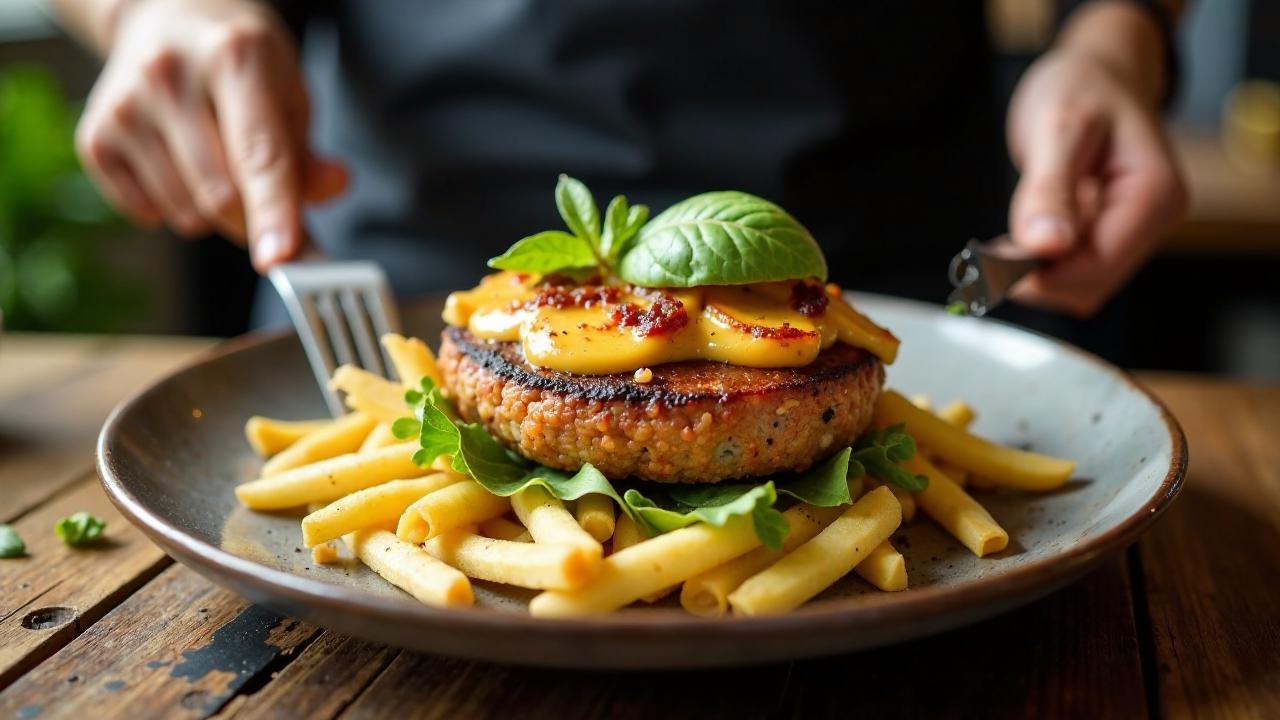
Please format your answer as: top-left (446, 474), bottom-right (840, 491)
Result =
top-left (443, 272), bottom-right (898, 375)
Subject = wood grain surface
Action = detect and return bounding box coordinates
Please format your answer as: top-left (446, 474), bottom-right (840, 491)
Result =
top-left (0, 337), bottom-right (1276, 719)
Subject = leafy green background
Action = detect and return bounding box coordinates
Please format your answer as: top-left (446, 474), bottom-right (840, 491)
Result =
top-left (0, 65), bottom-right (146, 332)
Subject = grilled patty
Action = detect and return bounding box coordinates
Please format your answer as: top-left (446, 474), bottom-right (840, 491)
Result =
top-left (438, 327), bottom-right (885, 484)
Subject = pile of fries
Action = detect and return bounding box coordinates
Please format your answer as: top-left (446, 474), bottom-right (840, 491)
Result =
top-left (236, 334), bottom-right (1075, 617)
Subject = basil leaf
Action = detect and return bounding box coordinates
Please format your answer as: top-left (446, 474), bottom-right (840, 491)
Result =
top-left (54, 512), bottom-right (105, 547)
top-left (852, 424), bottom-right (928, 492)
top-left (617, 190), bottom-right (827, 287)
top-left (775, 447), bottom-right (853, 506)
top-left (487, 230), bottom-right (597, 273)
top-left (601, 195), bottom-right (650, 263)
top-left (0, 525), bottom-right (25, 558)
top-left (555, 174), bottom-right (601, 249)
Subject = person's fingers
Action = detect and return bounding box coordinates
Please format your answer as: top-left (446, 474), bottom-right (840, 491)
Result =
top-left (208, 26), bottom-right (303, 272)
top-left (302, 154), bottom-right (349, 203)
top-left (1011, 113), bottom-right (1187, 316)
top-left (1008, 108), bottom-right (1107, 257)
top-left (75, 121), bottom-right (163, 228)
top-left (143, 48), bottom-right (245, 238)
top-left (112, 105), bottom-right (209, 237)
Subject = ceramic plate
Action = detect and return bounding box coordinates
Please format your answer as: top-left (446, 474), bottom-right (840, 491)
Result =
top-left (97, 294), bottom-right (1185, 669)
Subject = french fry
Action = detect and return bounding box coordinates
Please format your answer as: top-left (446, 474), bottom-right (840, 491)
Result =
top-left (260, 412), bottom-right (376, 477)
top-left (424, 527), bottom-right (596, 590)
top-left (345, 528), bottom-right (472, 608)
top-left (244, 416), bottom-right (332, 457)
top-left (359, 422), bottom-right (399, 452)
top-left (875, 390), bottom-right (1075, 491)
top-left (479, 516), bottom-right (532, 542)
top-left (681, 504), bottom-right (844, 617)
top-left (397, 479), bottom-right (510, 543)
top-left (574, 494), bottom-right (616, 543)
top-left (728, 487), bottom-right (902, 616)
top-left (301, 473), bottom-right (462, 547)
top-left (236, 442), bottom-right (424, 510)
top-left (381, 333), bottom-right (445, 389)
top-left (329, 365), bottom-right (408, 423)
top-left (908, 454), bottom-right (1008, 557)
top-left (512, 486), bottom-right (603, 561)
top-left (529, 515), bottom-right (761, 617)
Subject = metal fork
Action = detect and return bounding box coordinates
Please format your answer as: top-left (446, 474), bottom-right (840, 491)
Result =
top-left (946, 236), bottom-right (1044, 317)
top-left (269, 261), bottom-right (402, 417)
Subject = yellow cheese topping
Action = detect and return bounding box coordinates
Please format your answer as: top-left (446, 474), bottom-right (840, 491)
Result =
top-left (443, 271), bottom-right (898, 375)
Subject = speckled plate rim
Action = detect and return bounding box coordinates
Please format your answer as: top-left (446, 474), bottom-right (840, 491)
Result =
top-left (96, 294), bottom-right (1187, 667)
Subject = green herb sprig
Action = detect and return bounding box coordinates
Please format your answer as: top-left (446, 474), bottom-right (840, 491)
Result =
top-left (486, 176), bottom-right (829, 288)
top-left (392, 378), bottom-right (923, 549)
top-left (488, 175), bottom-right (648, 277)
top-left (54, 512), bottom-right (106, 546)
top-left (0, 524), bottom-right (25, 558)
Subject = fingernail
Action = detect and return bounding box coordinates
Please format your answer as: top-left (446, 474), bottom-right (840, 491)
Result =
top-left (252, 230), bottom-right (286, 269)
top-left (1025, 215), bottom-right (1074, 252)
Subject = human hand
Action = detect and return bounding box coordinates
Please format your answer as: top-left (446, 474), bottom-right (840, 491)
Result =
top-left (1005, 4), bottom-right (1187, 317)
top-left (75, 0), bottom-right (348, 272)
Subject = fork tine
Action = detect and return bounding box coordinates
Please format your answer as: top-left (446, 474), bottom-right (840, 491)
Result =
top-left (363, 286), bottom-right (401, 375)
top-left (269, 260), bottom-right (401, 418)
top-left (299, 295), bottom-right (346, 416)
top-left (340, 288), bottom-right (387, 378)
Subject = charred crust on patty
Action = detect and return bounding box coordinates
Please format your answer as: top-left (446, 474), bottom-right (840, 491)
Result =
top-left (443, 326), bottom-right (879, 407)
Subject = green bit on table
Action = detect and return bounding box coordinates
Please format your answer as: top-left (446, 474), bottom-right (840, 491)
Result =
top-left (946, 301), bottom-right (970, 316)
top-left (54, 512), bottom-right (106, 547)
top-left (0, 524), bottom-right (25, 558)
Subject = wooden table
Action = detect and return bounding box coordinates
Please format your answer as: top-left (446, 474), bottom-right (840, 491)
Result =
top-left (0, 335), bottom-right (1277, 719)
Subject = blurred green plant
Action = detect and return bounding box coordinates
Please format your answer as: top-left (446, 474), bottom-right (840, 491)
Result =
top-left (0, 65), bottom-right (147, 332)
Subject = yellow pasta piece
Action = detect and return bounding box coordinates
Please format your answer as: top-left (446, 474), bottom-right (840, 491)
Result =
top-left (865, 478), bottom-right (916, 522)
top-left (728, 486), bottom-right (902, 616)
top-left (244, 416), bottom-right (332, 457)
top-left (236, 442), bottom-right (424, 510)
top-left (511, 486), bottom-right (603, 560)
top-left (909, 394), bottom-right (932, 411)
top-left (874, 390), bottom-right (1075, 491)
top-left (681, 504), bottom-right (845, 617)
top-left (301, 473), bottom-right (463, 547)
top-left (424, 528), bottom-right (596, 590)
top-left (381, 333), bottom-right (445, 389)
top-left (479, 516), bottom-right (532, 542)
top-left (311, 543), bottom-right (341, 564)
top-left (574, 493), bottom-right (616, 543)
top-left (827, 300), bottom-right (900, 363)
top-left (528, 515), bottom-right (761, 617)
top-left (908, 454), bottom-right (1008, 557)
top-left (345, 528), bottom-right (472, 608)
top-left (936, 460), bottom-right (970, 488)
top-left (936, 399), bottom-right (976, 430)
top-left (261, 412), bottom-right (377, 477)
top-left (359, 422), bottom-right (399, 452)
top-left (329, 365), bottom-right (409, 423)
top-left (610, 512), bottom-right (647, 553)
top-left (397, 479), bottom-right (510, 543)
top-left (854, 540), bottom-right (907, 591)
